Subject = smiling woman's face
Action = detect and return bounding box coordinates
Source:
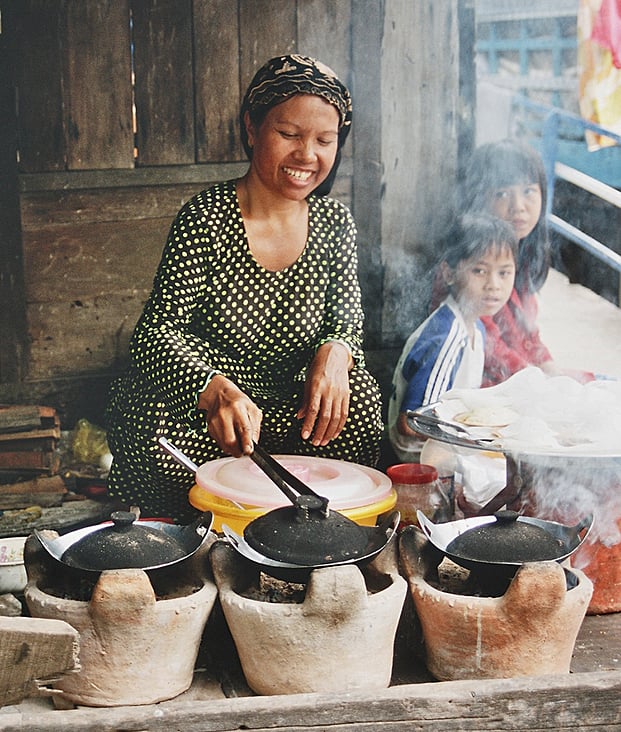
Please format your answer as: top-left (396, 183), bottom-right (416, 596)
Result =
top-left (245, 94), bottom-right (340, 200)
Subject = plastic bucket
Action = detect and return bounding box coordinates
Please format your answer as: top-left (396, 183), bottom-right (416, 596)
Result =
top-left (188, 484), bottom-right (398, 533)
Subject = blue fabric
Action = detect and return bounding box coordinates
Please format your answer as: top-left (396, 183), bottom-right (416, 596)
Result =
top-left (398, 304), bottom-right (485, 412)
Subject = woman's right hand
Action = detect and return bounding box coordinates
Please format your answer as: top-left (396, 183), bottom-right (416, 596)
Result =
top-left (198, 375), bottom-right (262, 457)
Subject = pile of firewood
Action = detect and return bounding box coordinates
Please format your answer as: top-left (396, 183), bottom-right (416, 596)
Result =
top-left (0, 405), bottom-right (66, 510)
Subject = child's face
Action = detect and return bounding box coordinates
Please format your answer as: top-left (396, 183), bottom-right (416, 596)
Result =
top-left (450, 245), bottom-right (516, 320)
top-left (487, 182), bottom-right (542, 241)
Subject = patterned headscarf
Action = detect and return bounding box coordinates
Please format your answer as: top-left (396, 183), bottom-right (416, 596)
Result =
top-left (240, 54), bottom-right (352, 164)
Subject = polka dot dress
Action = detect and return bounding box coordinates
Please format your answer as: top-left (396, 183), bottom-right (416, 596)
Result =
top-left (106, 181), bottom-right (383, 522)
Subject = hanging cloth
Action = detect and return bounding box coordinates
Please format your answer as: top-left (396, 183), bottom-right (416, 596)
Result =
top-left (578, 0), bottom-right (621, 149)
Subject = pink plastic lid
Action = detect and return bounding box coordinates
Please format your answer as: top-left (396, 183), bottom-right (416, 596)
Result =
top-left (386, 463), bottom-right (438, 485)
top-left (194, 455), bottom-right (392, 509)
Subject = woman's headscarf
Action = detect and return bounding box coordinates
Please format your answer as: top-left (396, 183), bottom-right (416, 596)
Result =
top-left (240, 54), bottom-right (352, 196)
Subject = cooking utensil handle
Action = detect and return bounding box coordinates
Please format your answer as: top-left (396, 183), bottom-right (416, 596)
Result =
top-left (158, 436), bottom-right (199, 473)
top-left (249, 445), bottom-right (299, 506)
top-left (250, 442), bottom-right (329, 508)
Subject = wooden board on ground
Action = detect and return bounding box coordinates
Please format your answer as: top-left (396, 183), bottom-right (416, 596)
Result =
top-left (0, 475), bottom-right (67, 510)
top-left (0, 407), bottom-right (58, 435)
top-left (0, 670), bottom-right (619, 731)
top-left (0, 499), bottom-right (115, 538)
top-left (0, 607), bottom-right (618, 730)
top-left (0, 617), bottom-right (79, 708)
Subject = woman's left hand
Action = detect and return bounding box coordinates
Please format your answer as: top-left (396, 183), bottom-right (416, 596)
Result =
top-left (297, 342), bottom-right (352, 446)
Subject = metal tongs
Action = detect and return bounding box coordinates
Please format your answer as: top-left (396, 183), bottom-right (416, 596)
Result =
top-left (249, 442), bottom-right (331, 517)
top-left (406, 408), bottom-right (503, 452)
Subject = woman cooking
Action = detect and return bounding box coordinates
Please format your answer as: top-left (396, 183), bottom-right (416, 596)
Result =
top-left (105, 54), bottom-right (383, 522)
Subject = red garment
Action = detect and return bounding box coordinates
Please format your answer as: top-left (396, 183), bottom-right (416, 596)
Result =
top-left (480, 289), bottom-right (552, 387)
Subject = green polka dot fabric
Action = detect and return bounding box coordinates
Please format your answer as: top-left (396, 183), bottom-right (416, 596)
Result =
top-left (105, 181), bottom-right (383, 522)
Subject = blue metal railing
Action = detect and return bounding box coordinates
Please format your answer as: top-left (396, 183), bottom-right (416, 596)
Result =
top-left (511, 96), bottom-right (621, 298)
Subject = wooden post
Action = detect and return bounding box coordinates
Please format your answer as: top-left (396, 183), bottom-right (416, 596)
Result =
top-left (351, 0), bottom-right (475, 351)
top-left (0, 2), bottom-right (29, 382)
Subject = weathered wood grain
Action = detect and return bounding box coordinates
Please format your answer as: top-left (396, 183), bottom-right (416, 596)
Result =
top-left (193, 0), bottom-right (242, 162)
top-left (297, 0), bottom-right (353, 167)
top-left (297, 0), bottom-right (351, 84)
top-left (25, 295), bottom-right (145, 378)
top-left (0, 671), bottom-right (619, 730)
top-left (239, 0), bottom-right (297, 92)
top-left (351, 0), bottom-right (384, 347)
top-left (0, 617), bottom-right (79, 708)
top-left (0, 406), bottom-right (57, 434)
top-left (377, 1), bottom-right (467, 345)
top-left (132, 0), bottom-right (195, 166)
top-left (21, 217), bottom-right (168, 301)
top-left (64, 0), bottom-right (134, 170)
top-left (20, 186), bottom-right (200, 228)
top-left (0, 475), bottom-right (66, 511)
top-left (4, 0), bottom-right (65, 173)
top-left (19, 163), bottom-right (249, 194)
top-left (0, 2), bottom-right (29, 383)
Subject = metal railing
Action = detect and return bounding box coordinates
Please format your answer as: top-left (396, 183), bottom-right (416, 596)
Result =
top-left (475, 0), bottom-right (579, 108)
top-left (512, 95), bottom-right (621, 302)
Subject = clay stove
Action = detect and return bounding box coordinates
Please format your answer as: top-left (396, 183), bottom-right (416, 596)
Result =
top-left (23, 533), bottom-right (218, 707)
top-left (209, 538), bottom-right (407, 695)
top-left (399, 527), bottom-right (593, 681)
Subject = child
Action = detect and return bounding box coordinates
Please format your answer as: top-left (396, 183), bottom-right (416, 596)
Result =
top-left (388, 213), bottom-right (517, 462)
top-left (460, 139), bottom-right (553, 386)
top-left (432, 139), bottom-right (594, 386)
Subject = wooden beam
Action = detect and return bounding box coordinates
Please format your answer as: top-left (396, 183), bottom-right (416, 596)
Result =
top-left (193, 0), bottom-right (242, 162)
top-left (64, 0), bottom-right (134, 170)
top-left (351, 0), bottom-right (384, 349)
top-left (2, 670), bottom-right (620, 730)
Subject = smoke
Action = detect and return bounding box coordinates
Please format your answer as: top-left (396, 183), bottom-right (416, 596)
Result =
top-left (514, 454), bottom-right (621, 554)
top-left (441, 369), bottom-right (621, 551)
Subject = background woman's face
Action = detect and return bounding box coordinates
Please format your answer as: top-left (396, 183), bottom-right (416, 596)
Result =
top-left (487, 182), bottom-right (542, 241)
top-left (246, 94), bottom-right (339, 200)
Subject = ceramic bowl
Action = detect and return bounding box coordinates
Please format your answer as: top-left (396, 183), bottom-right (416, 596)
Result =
top-left (0, 536), bottom-right (28, 593)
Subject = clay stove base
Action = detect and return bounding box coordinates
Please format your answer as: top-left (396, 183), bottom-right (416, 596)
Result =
top-left (399, 527), bottom-right (593, 681)
top-left (575, 527), bottom-right (621, 615)
top-left (209, 539), bottom-right (407, 696)
top-left (23, 534), bottom-right (218, 707)
top-left (507, 461), bottom-right (621, 615)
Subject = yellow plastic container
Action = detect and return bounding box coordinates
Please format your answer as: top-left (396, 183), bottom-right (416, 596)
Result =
top-left (188, 484), bottom-right (398, 533)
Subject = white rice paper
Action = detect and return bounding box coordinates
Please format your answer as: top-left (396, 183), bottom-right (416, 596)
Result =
top-left (432, 367), bottom-right (621, 456)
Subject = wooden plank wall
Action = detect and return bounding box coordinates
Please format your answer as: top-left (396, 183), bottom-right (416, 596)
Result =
top-left (1, 0), bottom-right (354, 423)
top-left (0, 0), bottom-right (472, 426)
top-left (0, 12), bottom-right (29, 383)
top-left (11, 0), bottom-right (351, 172)
top-left (380, 1), bottom-right (469, 345)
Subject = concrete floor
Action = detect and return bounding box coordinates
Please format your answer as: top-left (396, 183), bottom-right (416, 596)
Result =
top-left (538, 268), bottom-right (621, 379)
